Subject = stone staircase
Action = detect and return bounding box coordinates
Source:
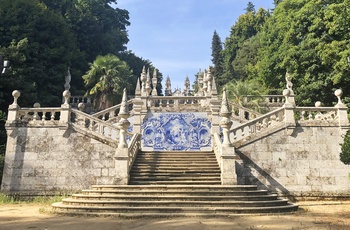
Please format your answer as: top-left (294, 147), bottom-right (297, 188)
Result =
top-left (129, 151), bottom-right (221, 185)
top-left (52, 151), bottom-right (298, 216)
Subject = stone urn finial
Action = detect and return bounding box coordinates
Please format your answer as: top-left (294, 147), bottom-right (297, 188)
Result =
top-left (11, 90), bottom-right (21, 107)
top-left (335, 89), bottom-right (345, 106)
top-left (220, 88), bottom-right (233, 147)
top-left (117, 88), bottom-right (131, 148)
top-left (62, 90), bottom-right (71, 105)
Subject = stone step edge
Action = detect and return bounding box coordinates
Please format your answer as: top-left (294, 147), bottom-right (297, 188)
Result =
top-left (91, 185), bottom-right (258, 189)
top-left (52, 202), bottom-right (298, 212)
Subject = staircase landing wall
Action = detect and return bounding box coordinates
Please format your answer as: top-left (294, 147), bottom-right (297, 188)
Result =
top-left (236, 126), bottom-right (350, 198)
top-left (1, 126), bottom-right (116, 195)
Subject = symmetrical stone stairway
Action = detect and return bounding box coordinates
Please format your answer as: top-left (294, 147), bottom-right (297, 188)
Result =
top-left (129, 151), bottom-right (221, 185)
top-left (52, 151), bottom-right (298, 217)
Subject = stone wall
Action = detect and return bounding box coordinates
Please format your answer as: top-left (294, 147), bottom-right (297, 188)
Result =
top-left (236, 125), bottom-right (350, 199)
top-left (1, 126), bottom-right (116, 195)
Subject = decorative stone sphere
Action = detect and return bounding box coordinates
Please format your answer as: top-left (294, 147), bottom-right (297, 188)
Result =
top-left (63, 90), bottom-right (71, 98)
top-left (78, 102), bottom-right (85, 111)
top-left (282, 89), bottom-right (291, 97)
top-left (33, 102), bottom-right (41, 108)
top-left (335, 89), bottom-right (343, 98)
top-left (315, 101), bottom-right (321, 107)
top-left (12, 90), bottom-right (20, 98)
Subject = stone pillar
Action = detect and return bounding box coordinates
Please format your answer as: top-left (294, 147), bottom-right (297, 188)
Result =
top-left (283, 89), bottom-right (296, 127)
top-left (151, 69), bottom-right (158, 96)
top-left (114, 88), bottom-right (131, 185)
top-left (6, 90), bottom-right (21, 125)
top-left (334, 89), bottom-right (349, 128)
top-left (219, 88), bottom-right (237, 185)
top-left (210, 96), bottom-right (221, 135)
top-left (60, 90), bottom-right (71, 128)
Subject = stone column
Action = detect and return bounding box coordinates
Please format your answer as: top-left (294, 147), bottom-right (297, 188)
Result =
top-left (114, 88), bottom-right (131, 185)
top-left (6, 90), bottom-right (21, 125)
top-left (60, 90), bottom-right (71, 129)
top-left (334, 89), bottom-right (349, 128)
top-left (219, 88), bottom-right (237, 185)
top-left (283, 89), bottom-right (296, 127)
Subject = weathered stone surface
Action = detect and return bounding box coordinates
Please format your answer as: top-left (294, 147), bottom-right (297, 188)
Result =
top-left (237, 126), bottom-right (350, 198)
top-left (1, 126), bottom-right (115, 195)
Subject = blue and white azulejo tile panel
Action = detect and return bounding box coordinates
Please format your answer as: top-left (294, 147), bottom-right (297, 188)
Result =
top-left (141, 112), bottom-right (212, 151)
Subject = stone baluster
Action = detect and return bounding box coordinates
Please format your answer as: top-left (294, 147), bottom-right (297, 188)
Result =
top-left (33, 103), bottom-right (40, 120)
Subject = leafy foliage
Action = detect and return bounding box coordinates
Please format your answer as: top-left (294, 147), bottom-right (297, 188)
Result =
top-left (83, 54), bottom-right (132, 110)
top-left (340, 129), bottom-right (350, 165)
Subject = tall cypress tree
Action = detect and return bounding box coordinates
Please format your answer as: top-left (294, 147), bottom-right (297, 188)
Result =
top-left (211, 31), bottom-right (225, 89)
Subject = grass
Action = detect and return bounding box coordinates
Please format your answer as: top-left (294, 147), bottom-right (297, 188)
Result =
top-left (0, 193), bottom-right (68, 205)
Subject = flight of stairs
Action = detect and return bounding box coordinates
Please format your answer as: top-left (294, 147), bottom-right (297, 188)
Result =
top-left (52, 151), bottom-right (298, 217)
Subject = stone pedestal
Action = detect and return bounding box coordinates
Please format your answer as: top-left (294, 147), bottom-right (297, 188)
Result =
top-left (114, 148), bottom-right (129, 185)
top-left (221, 147), bottom-right (237, 185)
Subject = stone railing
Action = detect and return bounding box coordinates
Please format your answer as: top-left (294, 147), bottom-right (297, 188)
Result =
top-left (230, 103), bottom-right (261, 123)
top-left (213, 133), bottom-right (223, 169)
top-left (243, 95), bottom-right (287, 108)
top-left (147, 96), bottom-right (208, 112)
top-left (230, 107), bottom-right (285, 143)
top-left (10, 107), bottom-right (62, 126)
top-left (128, 133), bottom-right (141, 173)
top-left (70, 108), bottom-right (122, 147)
top-left (294, 107), bottom-right (338, 123)
top-left (91, 99), bottom-right (134, 123)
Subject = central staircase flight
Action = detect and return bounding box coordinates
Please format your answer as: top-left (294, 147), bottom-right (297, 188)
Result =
top-left (52, 151), bottom-right (298, 217)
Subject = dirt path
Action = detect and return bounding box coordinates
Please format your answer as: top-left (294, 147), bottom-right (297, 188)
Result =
top-left (1, 201), bottom-right (350, 230)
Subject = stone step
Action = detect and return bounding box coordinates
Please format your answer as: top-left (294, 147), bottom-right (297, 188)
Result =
top-left (130, 166), bottom-right (220, 169)
top-left (71, 194), bottom-right (279, 201)
top-left (90, 185), bottom-right (259, 191)
top-left (133, 159), bottom-right (218, 163)
top-left (132, 163), bottom-right (219, 167)
top-left (129, 169), bottom-right (221, 174)
top-left (129, 176), bottom-right (221, 181)
top-left (61, 198), bottom-right (289, 207)
top-left (81, 189), bottom-right (269, 196)
top-left (129, 172), bottom-right (221, 176)
top-left (52, 203), bottom-right (298, 215)
top-left (128, 181), bottom-right (222, 185)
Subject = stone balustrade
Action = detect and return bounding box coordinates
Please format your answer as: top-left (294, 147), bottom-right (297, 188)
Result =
top-left (92, 99), bottom-right (134, 123)
top-left (16, 107), bottom-right (62, 124)
top-left (243, 95), bottom-right (287, 107)
top-left (128, 133), bottom-right (141, 172)
top-left (294, 107), bottom-right (338, 122)
top-left (230, 103), bottom-right (261, 122)
top-left (213, 133), bottom-right (223, 169)
top-left (70, 108), bottom-right (122, 147)
top-left (147, 96), bottom-right (207, 111)
top-left (230, 107), bottom-right (285, 143)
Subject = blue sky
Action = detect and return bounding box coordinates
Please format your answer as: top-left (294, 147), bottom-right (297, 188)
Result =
top-left (114, 0), bottom-right (274, 91)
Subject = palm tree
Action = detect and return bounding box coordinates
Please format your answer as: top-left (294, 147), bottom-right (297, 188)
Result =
top-left (225, 79), bottom-right (267, 112)
top-left (83, 54), bottom-right (132, 111)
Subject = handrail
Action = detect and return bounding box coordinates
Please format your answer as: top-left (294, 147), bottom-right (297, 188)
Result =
top-left (91, 99), bottom-right (134, 121)
top-left (230, 107), bottom-right (285, 143)
top-left (17, 107), bottom-right (62, 123)
top-left (70, 108), bottom-right (122, 146)
top-left (229, 102), bottom-right (261, 122)
top-left (213, 133), bottom-right (222, 169)
top-left (128, 133), bottom-right (141, 173)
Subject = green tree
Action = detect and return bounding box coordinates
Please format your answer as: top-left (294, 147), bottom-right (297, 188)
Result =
top-left (244, 2), bottom-right (256, 13)
top-left (211, 31), bottom-right (225, 89)
top-left (256, 0), bottom-right (350, 105)
top-left (0, 0), bottom-right (83, 109)
top-left (223, 7), bottom-right (269, 82)
top-left (83, 54), bottom-right (132, 111)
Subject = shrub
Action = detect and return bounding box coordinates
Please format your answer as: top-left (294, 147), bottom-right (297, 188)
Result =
top-left (340, 129), bottom-right (350, 164)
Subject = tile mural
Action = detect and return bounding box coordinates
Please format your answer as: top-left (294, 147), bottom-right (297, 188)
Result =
top-left (141, 112), bottom-right (212, 151)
